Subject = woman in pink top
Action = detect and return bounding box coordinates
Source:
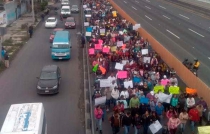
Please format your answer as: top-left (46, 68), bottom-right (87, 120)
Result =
top-left (166, 107), bottom-right (177, 119)
top-left (94, 105), bottom-right (103, 133)
top-left (168, 114), bottom-right (181, 134)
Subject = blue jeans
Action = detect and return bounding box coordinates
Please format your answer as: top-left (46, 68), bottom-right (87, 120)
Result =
top-left (111, 98), bottom-right (117, 106)
top-left (134, 126), bottom-right (140, 134)
top-left (96, 118), bottom-right (102, 130)
top-left (190, 121), bottom-right (196, 131)
top-left (143, 125), bottom-right (149, 134)
top-left (112, 126), bottom-right (120, 134)
top-left (124, 125), bottom-right (130, 134)
top-left (180, 123), bottom-right (186, 132)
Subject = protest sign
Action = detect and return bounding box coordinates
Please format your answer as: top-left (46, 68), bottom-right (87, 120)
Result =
top-left (117, 71), bottom-right (127, 78)
top-left (133, 24), bottom-right (141, 30)
top-left (85, 32), bottom-right (91, 36)
top-left (154, 85), bottom-right (164, 93)
top-left (100, 79), bottom-right (111, 87)
top-left (143, 57), bottom-right (151, 63)
top-left (140, 97), bottom-right (149, 104)
top-left (141, 49), bottom-right (148, 55)
top-left (112, 11), bottom-right (117, 17)
top-left (100, 29), bottom-right (105, 35)
top-left (117, 41), bottom-right (123, 47)
top-left (122, 60), bottom-right (129, 65)
top-left (115, 63), bottom-right (124, 70)
top-left (84, 22), bottom-right (89, 26)
top-left (124, 81), bottom-right (133, 88)
top-left (102, 47), bottom-right (110, 53)
top-left (149, 120), bottom-right (162, 134)
top-left (98, 39), bottom-right (103, 45)
top-left (198, 126), bottom-right (210, 134)
top-left (86, 27), bottom-right (92, 32)
top-left (95, 96), bottom-right (106, 106)
top-left (111, 46), bottom-right (117, 52)
top-left (83, 5), bottom-right (87, 8)
top-left (95, 44), bottom-right (102, 50)
top-left (186, 87), bottom-right (197, 95)
top-left (157, 92), bottom-right (172, 103)
top-left (88, 48), bottom-right (95, 55)
top-left (169, 86), bottom-right (180, 94)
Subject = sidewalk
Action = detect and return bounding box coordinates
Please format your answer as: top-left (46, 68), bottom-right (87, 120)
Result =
top-left (2, 13), bottom-right (41, 59)
top-left (179, 0), bottom-right (210, 10)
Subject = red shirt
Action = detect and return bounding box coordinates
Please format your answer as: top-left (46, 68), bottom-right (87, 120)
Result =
top-left (188, 109), bottom-right (200, 121)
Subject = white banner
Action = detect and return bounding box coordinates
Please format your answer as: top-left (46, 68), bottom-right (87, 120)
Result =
top-left (115, 63), bottom-right (124, 70)
top-left (149, 120), bottom-right (162, 134)
top-left (100, 79), bottom-right (111, 87)
top-left (95, 96), bottom-right (106, 106)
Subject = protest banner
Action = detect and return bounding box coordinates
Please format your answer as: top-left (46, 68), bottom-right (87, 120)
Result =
top-left (124, 80), bottom-right (133, 88)
top-left (111, 46), bottom-right (117, 52)
top-left (95, 96), bottom-right (106, 106)
top-left (85, 32), bottom-right (91, 36)
top-left (117, 41), bottom-right (123, 47)
top-left (88, 48), bottom-right (95, 55)
top-left (84, 22), bottom-right (89, 26)
top-left (115, 63), bottom-right (124, 70)
top-left (100, 79), bottom-right (111, 87)
top-left (117, 71), bottom-right (127, 79)
top-left (95, 44), bottom-right (102, 50)
top-left (141, 49), bottom-right (148, 55)
top-left (154, 85), bottom-right (164, 93)
top-left (149, 120), bottom-right (162, 134)
top-left (186, 87), bottom-right (197, 95)
top-left (143, 57), bottom-right (151, 63)
top-left (198, 126), bottom-right (210, 134)
top-left (140, 97), bottom-right (149, 104)
top-left (157, 92), bottom-right (172, 103)
top-left (133, 24), bottom-right (141, 30)
top-left (102, 47), bottom-right (110, 53)
top-left (169, 86), bottom-right (180, 94)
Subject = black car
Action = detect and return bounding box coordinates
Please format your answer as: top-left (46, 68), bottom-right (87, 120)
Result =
top-left (37, 65), bottom-right (61, 94)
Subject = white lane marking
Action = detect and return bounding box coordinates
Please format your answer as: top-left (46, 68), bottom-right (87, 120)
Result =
top-left (145, 15), bottom-right (152, 20)
top-left (163, 15), bottom-right (171, 20)
top-left (124, 1), bottom-right (127, 3)
top-left (159, 5), bottom-right (166, 9)
top-left (179, 14), bottom-right (190, 19)
top-left (132, 6), bottom-right (137, 10)
top-left (166, 29), bottom-right (180, 39)
top-left (135, 0), bottom-right (139, 3)
top-left (188, 28), bottom-right (205, 37)
top-left (146, 0), bottom-right (150, 2)
top-left (145, 6), bottom-right (151, 9)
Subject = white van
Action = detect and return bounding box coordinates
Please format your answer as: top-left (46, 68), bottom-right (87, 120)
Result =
top-left (61, 6), bottom-right (71, 18)
top-left (0, 103), bottom-right (47, 134)
top-left (61, 0), bottom-right (69, 6)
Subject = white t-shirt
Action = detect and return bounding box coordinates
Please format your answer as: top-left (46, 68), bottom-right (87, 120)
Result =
top-left (110, 83), bottom-right (117, 90)
top-left (120, 91), bottom-right (129, 99)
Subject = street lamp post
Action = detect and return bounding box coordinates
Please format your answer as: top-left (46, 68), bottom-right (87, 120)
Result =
top-left (32, 0), bottom-right (35, 24)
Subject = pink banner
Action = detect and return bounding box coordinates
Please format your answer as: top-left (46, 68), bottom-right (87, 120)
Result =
top-left (117, 71), bottom-right (127, 78)
top-left (95, 44), bottom-right (102, 50)
top-left (98, 39), bottom-right (103, 45)
top-left (89, 48), bottom-right (95, 55)
top-left (161, 79), bottom-right (169, 86)
top-left (103, 47), bottom-right (110, 53)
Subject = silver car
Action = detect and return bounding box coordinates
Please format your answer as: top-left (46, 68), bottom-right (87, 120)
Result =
top-left (71, 5), bottom-right (79, 13)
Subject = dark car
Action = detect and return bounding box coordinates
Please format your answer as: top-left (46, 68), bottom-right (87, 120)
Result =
top-left (37, 65), bottom-right (61, 94)
top-left (64, 17), bottom-right (76, 29)
top-left (49, 28), bottom-right (64, 43)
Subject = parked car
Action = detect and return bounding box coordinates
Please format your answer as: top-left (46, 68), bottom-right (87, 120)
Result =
top-left (71, 5), bottom-right (79, 13)
top-left (64, 17), bottom-right (76, 29)
top-left (45, 17), bottom-right (58, 28)
top-left (37, 65), bottom-right (61, 94)
top-left (49, 28), bottom-right (64, 43)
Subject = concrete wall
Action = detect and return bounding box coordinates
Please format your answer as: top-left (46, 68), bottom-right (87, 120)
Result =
top-left (107, 0), bottom-right (210, 105)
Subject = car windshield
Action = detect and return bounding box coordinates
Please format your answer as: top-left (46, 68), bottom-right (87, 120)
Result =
top-left (40, 71), bottom-right (57, 80)
top-left (62, 9), bottom-right (70, 12)
top-left (52, 44), bottom-right (69, 49)
top-left (66, 19), bottom-right (74, 22)
top-left (72, 5), bottom-right (78, 8)
top-left (47, 19), bottom-right (56, 22)
top-left (62, 1), bottom-right (68, 3)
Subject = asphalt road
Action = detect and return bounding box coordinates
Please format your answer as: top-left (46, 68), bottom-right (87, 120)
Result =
top-left (113, 0), bottom-right (210, 86)
top-left (0, 1), bottom-right (85, 134)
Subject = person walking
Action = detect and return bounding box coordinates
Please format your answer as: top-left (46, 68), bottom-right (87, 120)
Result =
top-left (1, 47), bottom-right (5, 62)
top-left (155, 102), bottom-right (164, 122)
top-left (133, 113), bottom-right (143, 134)
top-left (28, 25), bottom-right (34, 38)
top-left (168, 114), bottom-right (181, 134)
top-left (122, 111), bottom-right (132, 134)
top-left (94, 105), bottom-right (103, 134)
top-left (104, 87), bottom-right (112, 111)
top-left (4, 52), bottom-right (9, 68)
top-left (109, 111), bottom-right (122, 134)
top-left (196, 104), bottom-right (204, 126)
top-left (41, 13), bottom-right (45, 22)
top-left (179, 109), bottom-right (189, 134)
top-left (188, 107), bottom-right (200, 133)
top-left (142, 110), bottom-right (152, 134)
top-left (81, 34), bottom-right (86, 48)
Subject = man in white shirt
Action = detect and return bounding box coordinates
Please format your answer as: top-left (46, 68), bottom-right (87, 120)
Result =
top-left (111, 87), bottom-right (119, 106)
top-left (110, 80), bottom-right (118, 90)
top-left (108, 73), bottom-right (116, 84)
top-left (169, 75), bottom-right (178, 86)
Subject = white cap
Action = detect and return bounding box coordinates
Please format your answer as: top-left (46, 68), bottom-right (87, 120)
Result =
top-left (150, 91), bottom-right (154, 96)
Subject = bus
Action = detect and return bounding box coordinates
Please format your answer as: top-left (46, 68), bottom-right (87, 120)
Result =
top-left (0, 103), bottom-right (47, 134)
top-left (51, 31), bottom-right (71, 60)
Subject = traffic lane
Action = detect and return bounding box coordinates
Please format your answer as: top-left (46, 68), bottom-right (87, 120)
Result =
top-left (138, 0), bottom-right (210, 32)
top-left (114, 0), bottom-right (210, 85)
top-left (129, 0), bottom-right (210, 55)
top-left (0, 7), bottom-right (84, 134)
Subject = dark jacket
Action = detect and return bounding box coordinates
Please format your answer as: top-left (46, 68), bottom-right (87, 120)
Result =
top-left (109, 114), bottom-right (122, 127)
top-left (133, 116), bottom-right (143, 127)
top-left (122, 115), bottom-right (132, 126)
top-left (142, 114), bottom-right (153, 126)
top-left (4, 53), bottom-right (9, 60)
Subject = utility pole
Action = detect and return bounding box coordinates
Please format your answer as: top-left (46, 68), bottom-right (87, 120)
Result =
top-left (32, 0), bottom-right (35, 24)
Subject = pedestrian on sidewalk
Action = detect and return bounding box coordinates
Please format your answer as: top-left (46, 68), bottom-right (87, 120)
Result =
top-left (4, 52), bottom-right (9, 68)
top-left (60, 14), bottom-right (63, 21)
top-left (109, 111), bottom-right (122, 134)
top-left (122, 111), bottom-right (132, 134)
top-left (188, 107), bottom-right (200, 133)
top-left (28, 25), bottom-right (34, 38)
top-left (41, 13), bottom-right (45, 22)
top-left (81, 33), bottom-right (85, 48)
top-left (94, 105), bottom-right (103, 134)
top-left (1, 47), bottom-right (6, 62)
